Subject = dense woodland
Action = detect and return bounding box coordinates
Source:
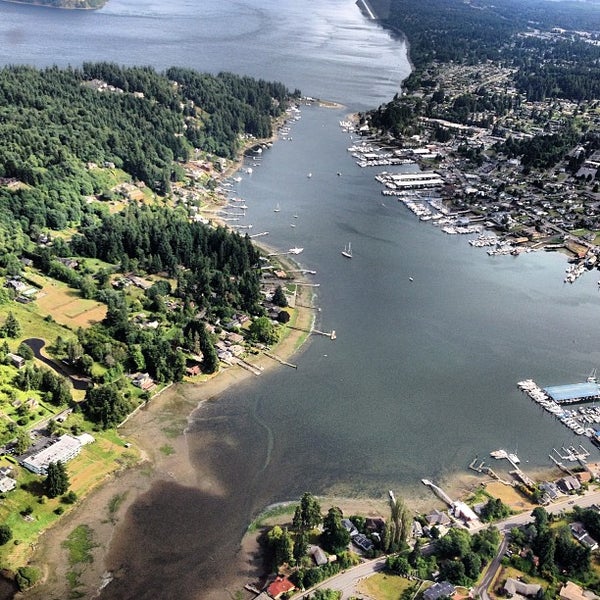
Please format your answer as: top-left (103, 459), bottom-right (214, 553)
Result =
top-left (0, 64), bottom-right (296, 427)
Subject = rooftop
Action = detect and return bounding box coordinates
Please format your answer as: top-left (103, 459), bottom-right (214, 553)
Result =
top-left (543, 382), bottom-right (600, 403)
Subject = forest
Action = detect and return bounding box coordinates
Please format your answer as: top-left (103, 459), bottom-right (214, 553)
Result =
top-left (0, 63), bottom-right (296, 426)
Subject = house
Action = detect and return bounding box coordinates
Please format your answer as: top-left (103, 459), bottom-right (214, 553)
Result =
top-left (352, 533), bottom-right (374, 552)
top-left (186, 364), bottom-right (201, 377)
top-left (539, 481), bottom-right (561, 501)
top-left (504, 578), bottom-right (542, 597)
top-left (411, 520), bottom-right (424, 538)
top-left (266, 575), bottom-right (295, 599)
top-left (558, 476), bottom-right (582, 493)
top-left (423, 581), bottom-right (456, 600)
top-left (341, 518), bottom-right (358, 537)
top-left (309, 545), bottom-right (328, 566)
top-left (570, 522), bottom-right (599, 550)
top-left (130, 372), bottom-right (156, 391)
top-left (0, 476), bottom-right (16, 493)
top-left (426, 509), bottom-right (451, 527)
top-left (7, 353), bottom-right (25, 369)
top-left (452, 501), bottom-right (479, 522)
top-left (560, 581), bottom-right (599, 600)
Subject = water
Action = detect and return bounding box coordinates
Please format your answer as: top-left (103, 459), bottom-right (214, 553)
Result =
top-left (0, 0), bottom-right (406, 110)
top-left (2, 1), bottom-right (600, 598)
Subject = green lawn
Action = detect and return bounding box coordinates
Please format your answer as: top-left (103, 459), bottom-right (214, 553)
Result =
top-left (357, 573), bottom-right (419, 600)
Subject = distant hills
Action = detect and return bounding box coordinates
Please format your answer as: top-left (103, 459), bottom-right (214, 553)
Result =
top-left (2, 0), bottom-right (107, 8)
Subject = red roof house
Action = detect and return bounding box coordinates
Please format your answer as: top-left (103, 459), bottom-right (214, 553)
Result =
top-left (267, 575), bottom-right (295, 599)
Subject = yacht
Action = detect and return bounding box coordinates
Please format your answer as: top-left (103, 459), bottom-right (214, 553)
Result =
top-left (341, 242), bottom-right (352, 259)
top-left (288, 247), bottom-right (304, 254)
top-left (273, 203), bottom-right (280, 213)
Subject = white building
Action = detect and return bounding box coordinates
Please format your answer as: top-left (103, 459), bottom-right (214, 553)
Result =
top-left (21, 435), bottom-right (83, 475)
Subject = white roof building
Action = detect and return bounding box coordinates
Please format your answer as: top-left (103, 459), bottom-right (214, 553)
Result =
top-left (21, 435), bottom-right (82, 475)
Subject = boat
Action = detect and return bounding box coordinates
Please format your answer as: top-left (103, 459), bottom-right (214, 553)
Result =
top-left (307, 172), bottom-right (312, 178)
top-left (273, 203), bottom-right (280, 213)
top-left (508, 453), bottom-right (520, 464)
top-left (341, 242), bottom-right (352, 259)
top-left (409, 276), bottom-right (414, 282)
top-left (288, 247), bottom-right (304, 254)
top-left (490, 449), bottom-right (508, 459)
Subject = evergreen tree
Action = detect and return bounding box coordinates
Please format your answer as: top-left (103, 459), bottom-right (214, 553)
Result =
top-left (45, 461), bottom-right (69, 498)
top-left (272, 285), bottom-right (288, 308)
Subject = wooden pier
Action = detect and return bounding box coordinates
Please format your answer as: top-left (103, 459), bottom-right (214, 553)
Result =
top-left (264, 351), bottom-right (297, 369)
top-left (421, 479), bottom-right (454, 507)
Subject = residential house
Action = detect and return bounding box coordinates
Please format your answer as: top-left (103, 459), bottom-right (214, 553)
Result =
top-left (426, 509), bottom-right (451, 527)
top-left (0, 476), bottom-right (16, 493)
top-left (560, 581), bottom-right (599, 600)
top-left (309, 545), bottom-right (328, 566)
top-left (266, 575), bottom-right (295, 599)
top-left (7, 353), bottom-right (25, 369)
top-left (341, 518), bottom-right (358, 537)
top-left (570, 522), bottom-right (599, 550)
top-left (352, 533), bottom-right (374, 552)
top-left (558, 476), bottom-right (581, 493)
top-left (423, 581), bottom-right (456, 600)
top-left (130, 372), bottom-right (156, 391)
top-left (504, 578), bottom-right (542, 598)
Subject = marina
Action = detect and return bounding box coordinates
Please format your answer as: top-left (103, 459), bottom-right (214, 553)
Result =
top-left (518, 378), bottom-right (600, 440)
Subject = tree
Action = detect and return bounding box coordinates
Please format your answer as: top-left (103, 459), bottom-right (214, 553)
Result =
top-left (312, 590), bottom-right (341, 600)
top-left (272, 285), bottom-right (288, 307)
top-left (83, 384), bottom-right (133, 429)
top-left (45, 461), bottom-right (69, 498)
top-left (266, 525), bottom-right (294, 570)
top-left (17, 341), bottom-right (34, 361)
top-left (321, 507), bottom-right (350, 554)
top-left (292, 492), bottom-right (322, 532)
top-left (0, 524), bottom-right (12, 545)
top-left (2, 311), bottom-right (21, 338)
top-left (248, 316), bottom-right (278, 345)
top-left (14, 429), bottom-right (31, 454)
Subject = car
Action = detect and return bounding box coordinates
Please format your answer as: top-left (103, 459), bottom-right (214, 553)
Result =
top-left (568, 500), bottom-right (575, 505)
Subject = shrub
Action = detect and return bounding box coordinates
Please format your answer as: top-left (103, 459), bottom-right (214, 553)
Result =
top-left (16, 566), bottom-right (42, 591)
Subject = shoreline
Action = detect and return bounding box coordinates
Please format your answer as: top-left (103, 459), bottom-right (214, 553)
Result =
top-left (19, 104), bottom-right (322, 598)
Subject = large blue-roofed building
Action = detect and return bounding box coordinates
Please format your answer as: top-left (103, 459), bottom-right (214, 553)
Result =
top-left (544, 382), bottom-right (600, 404)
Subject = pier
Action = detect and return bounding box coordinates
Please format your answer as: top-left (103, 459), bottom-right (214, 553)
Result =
top-left (264, 351), bottom-right (297, 369)
top-left (421, 479), bottom-right (454, 507)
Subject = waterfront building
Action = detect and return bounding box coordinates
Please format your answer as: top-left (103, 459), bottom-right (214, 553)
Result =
top-left (21, 435), bottom-right (83, 475)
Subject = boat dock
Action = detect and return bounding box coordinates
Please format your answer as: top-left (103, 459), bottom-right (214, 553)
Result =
top-left (518, 378), bottom-right (600, 439)
top-left (421, 479), bottom-right (454, 507)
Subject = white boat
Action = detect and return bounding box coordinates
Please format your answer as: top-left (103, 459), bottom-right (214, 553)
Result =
top-left (307, 172), bottom-right (312, 178)
top-left (490, 449), bottom-right (508, 459)
top-left (288, 247), bottom-right (304, 254)
top-left (341, 242), bottom-right (352, 258)
top-left (273, 203), bottom-right (280, 213)
top-left (508, 453), bottom-right (520, 464)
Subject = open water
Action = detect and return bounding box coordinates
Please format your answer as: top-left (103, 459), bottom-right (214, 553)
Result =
top-left (1, 1), bottom-right (600, 598)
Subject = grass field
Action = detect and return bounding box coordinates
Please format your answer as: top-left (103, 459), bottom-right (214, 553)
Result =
top-left (0, 430), bottom-right (136, 570)
top-left (27, 275), bottom-right (107, 328)
top-left (357, 573), bottom-right (419, 600)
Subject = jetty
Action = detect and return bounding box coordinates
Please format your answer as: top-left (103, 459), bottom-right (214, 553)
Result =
top-left (421, 479), bottom-right (454, 507)
top-left (264, 351), bottom-right (297, 369)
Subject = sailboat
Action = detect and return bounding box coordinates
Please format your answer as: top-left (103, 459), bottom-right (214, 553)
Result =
top-left (273, 203), bottom-right (280, 213)
top-left (341, 242), bottom-right (352, 258)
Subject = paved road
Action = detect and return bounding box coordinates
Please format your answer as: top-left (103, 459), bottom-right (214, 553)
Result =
top-left (24, 337), bottom-right (90, 390)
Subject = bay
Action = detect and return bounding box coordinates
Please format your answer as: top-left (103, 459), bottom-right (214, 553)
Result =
top-left (1, 1), bottom-right (599, 598)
